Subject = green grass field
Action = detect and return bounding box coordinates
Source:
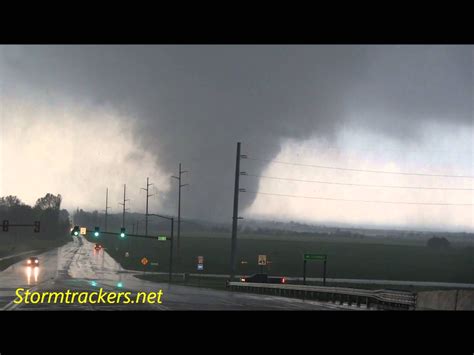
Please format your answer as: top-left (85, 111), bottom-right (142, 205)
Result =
top-left (96, 232), bottom-right (474, 284)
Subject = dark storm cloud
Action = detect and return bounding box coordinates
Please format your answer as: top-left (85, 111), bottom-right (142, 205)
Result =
top-left (1, 45), bottom-right (472, 220)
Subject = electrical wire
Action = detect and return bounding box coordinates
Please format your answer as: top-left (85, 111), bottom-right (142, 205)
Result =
top-left (243, 190), bottom-right (473, 206)
top-left (244, 173), bottom-right (474, 191)
top-left (245, 157), bottom-right (474, 179)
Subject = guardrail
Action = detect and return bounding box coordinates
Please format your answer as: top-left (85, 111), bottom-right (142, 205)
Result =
top-left (228, 282), bottom-right (417, 310)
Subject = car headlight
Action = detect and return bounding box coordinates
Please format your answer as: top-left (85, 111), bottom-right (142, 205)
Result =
top-left (35, 260), bottom-right (39, 264)
top-left (27, 260), bottom-right (31, 264)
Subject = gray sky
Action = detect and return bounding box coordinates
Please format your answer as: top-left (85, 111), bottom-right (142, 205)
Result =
top-left (1, 45), bottom-right (473, 231)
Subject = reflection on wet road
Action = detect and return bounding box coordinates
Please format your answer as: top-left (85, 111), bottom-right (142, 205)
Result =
top-left (0, 236), bottom-right (347, 310)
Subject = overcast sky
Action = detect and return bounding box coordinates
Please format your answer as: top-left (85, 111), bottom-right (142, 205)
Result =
top-left (0, 45), bottom-right (472, 231)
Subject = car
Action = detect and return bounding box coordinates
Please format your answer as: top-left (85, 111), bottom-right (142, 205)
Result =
top-left (240, 273), bottom-right (286, 284)
top-left (26, 256), bottom-right (39, 267)
top-left (94, 243), bottom-right (102, 251)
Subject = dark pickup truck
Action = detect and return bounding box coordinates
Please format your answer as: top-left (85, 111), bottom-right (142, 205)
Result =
top-left (240, 273), bottom-right (286, 284)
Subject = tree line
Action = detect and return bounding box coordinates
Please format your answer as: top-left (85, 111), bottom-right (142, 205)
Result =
top-left (0, 194), bottom-right (71, 244)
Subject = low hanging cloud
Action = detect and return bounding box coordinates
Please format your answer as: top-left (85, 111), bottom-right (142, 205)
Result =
top-left (0, 45), bottom-right (472, 227)
top-left (0, 98), bottom-right (171, 213)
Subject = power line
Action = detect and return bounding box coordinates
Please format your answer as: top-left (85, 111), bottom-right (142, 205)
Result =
top-left (244, 173), bottom-right (474, 191)
top-left (243, 190), bottom-right (473, 206)
top-left (245, 157), bottom-right (474, 179)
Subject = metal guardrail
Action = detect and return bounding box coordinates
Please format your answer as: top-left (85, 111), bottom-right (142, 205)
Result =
top-left (228, 282), bottom-right (417, 310)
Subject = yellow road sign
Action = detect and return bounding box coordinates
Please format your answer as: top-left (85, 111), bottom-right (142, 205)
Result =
top-left (258, 255), bottom-right (267, 266)
top-left (80, 227), bottom-right (87, 235)
top-left (141, 257), bottom-right (149, 266)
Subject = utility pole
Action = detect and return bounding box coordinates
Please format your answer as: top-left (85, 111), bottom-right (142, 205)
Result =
top-left (118, 184), bottom-right (130, 228)
top-left (103, 188), bottom-right (110, 232)
top-left (172, 163), bottom-right (188, 257)
top-left (230, 142), bottom-right (245, 280)
top-left (141, 177), bottom-right (154, 237)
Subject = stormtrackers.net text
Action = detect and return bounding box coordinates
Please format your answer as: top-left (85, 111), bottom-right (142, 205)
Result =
top-left (14, 288), bottom-right (164, 305)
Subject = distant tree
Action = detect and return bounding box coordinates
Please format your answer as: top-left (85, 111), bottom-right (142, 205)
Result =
top-left (427, 236), bottom-right (451, 249)
top-left (0, 195), bottom-right (23, 207)
top-left (0, 194), bottom-right (70, 243)
top-left (59, 209), bottom-right (70, 223)
top-left (34, 193), bottom-right (62, 210)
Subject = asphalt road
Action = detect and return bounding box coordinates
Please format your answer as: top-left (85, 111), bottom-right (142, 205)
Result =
top-left (0, 236), bottom-right (351, 310)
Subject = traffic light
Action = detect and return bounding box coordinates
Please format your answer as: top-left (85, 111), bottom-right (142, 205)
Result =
top-left (93, 226), bottom-right (100, 238)
top-left (34, 221), bottom-right (40, 233)
top-left (71, 225), bottom-right (80, 236)
top-left (120, 227), bottom-right (126, 239)
top-left (2, 220), bottom-right (8, 232)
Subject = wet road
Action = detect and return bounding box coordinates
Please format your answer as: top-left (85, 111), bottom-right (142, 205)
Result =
top-left (0, 236), bottom-right (349, 310)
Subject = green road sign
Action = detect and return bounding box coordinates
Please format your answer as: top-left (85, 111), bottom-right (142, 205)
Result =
top-left (157, 235), bottom-right (167, 241)
top-left (304, 253), bottom-right (327, 261)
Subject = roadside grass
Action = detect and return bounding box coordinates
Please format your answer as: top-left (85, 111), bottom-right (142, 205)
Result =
top-left (90, 232), bottom-right (474, 285)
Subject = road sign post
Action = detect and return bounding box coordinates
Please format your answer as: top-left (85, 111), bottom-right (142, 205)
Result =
top-left (258, 254), bottom-right (267, 274)
top-left (323, 259), bottom-right (327, 286)
top-left (303, 259), bottom-right (307, 285)
top-left (303, 254), bottom-right (327, 286)
top-left (141, 257), bottom-right (149, 274)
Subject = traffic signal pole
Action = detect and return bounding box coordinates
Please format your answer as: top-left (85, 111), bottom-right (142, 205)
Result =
top-left (118, 184), bottom-right (129, 253)
top-left (147, 213), bottom-right (175, 283)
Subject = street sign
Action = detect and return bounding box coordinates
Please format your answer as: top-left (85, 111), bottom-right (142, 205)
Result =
top-left (197, 264), bottom-right (204, 271)
top-left (258, 255), bottom-right (267, 266)
top-left (141, 257), bottom-right (149, 266)
top-left (304, 253), bottom-right (327, 261)
top-left (197, 256), bottom-right (204, 264)
top-left (157, 235), bottom-right (167, 241)
top-left (80, 227), bottom-right (87, 235)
